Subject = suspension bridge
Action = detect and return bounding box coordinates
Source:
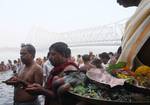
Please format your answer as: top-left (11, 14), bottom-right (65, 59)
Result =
top-left (0, 19), bottom-right (128, 61)
top-left (25, 19), bottom-right (127, 51)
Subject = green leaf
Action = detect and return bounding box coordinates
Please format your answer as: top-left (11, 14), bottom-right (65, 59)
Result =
top-left (107, 62), bottom-right (126, 73)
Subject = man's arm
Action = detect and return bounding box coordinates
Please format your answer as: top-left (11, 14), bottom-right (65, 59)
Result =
top-left (34, 66), bottom-right (43, 86)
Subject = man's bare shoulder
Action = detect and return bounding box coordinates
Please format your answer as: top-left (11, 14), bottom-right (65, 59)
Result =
top-left (32, 63), bottom-right (43, 73)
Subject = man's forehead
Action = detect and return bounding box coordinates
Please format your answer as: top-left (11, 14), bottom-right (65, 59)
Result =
top-left (49, 49), bottom-right (62, 56)
top-left (20, 47), bottom-right (28, 53)
top-left (49, 49), bottom-right (58, 54)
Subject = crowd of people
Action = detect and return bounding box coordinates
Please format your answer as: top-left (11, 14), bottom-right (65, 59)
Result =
top-left (0, 59), bottom-right (22, 72)
top-left (2, 42), bottom-right (121, 105)
top-left (1, 0), bottom-right (150, 105)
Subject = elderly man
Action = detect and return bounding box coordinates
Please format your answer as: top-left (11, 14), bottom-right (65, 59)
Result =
top-left (117, 0), bottom-right (150, 70)
top-left (5, 44), bottom-right (43, 105)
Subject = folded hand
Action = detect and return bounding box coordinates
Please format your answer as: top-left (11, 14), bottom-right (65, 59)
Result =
top-left (25, 83), bottom-right (44, 95)
top-left (2, 76), bottom-right (20, 86)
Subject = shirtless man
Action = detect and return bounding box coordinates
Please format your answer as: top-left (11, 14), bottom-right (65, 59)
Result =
top-left (25, 42), bottom-right (78, 105)
top-left (5, 44), bottom-right (43, 105)
top-left (79, 54), bottom-right (96, 72)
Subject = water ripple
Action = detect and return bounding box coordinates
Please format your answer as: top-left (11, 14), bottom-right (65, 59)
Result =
top-left (0, 71), bottom-right (14, 105)
top-left (0, 71), bottom-right (44, 105)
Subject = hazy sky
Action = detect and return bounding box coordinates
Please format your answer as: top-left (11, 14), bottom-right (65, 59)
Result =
top-left (0, 0), bottom-right (136, 48)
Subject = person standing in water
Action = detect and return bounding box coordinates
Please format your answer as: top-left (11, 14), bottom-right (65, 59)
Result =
top-left (5, 44), bottom-right (43, 105)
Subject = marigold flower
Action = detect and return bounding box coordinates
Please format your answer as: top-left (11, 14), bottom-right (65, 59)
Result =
top-left (135, 65), bottom-right (150, 76)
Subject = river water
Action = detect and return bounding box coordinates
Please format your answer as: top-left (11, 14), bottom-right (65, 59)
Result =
top-left (0, 71), bottom-right (14, 105)
top-left (0, 70), bottom-right (45, 105)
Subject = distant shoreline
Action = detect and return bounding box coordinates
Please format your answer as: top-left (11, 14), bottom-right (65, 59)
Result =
top-left (0, 46), bottom-right (119, 63)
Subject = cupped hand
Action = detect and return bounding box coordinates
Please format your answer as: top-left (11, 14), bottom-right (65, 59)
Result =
top-left (25, 83), bottom-right (44, 95)
top-left (3, 76), bottom-right (20, 86)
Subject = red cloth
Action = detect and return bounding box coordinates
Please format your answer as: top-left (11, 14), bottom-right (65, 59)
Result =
top-left (46, 62), bottom-right (78, 89)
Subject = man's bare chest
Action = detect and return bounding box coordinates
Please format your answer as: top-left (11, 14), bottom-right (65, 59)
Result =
top-left (18, 68), bottom-right (35, 83)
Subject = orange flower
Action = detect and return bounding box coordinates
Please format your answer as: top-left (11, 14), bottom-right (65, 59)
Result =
top-left (135, 65), bottom-right (150, 76)
top-left (123, 66), bottom-right (130, 71)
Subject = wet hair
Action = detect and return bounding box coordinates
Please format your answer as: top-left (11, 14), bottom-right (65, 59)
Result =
top-left (91, 58), bottom-right (102, 68)
top-left (82, 54), bottom-right (90, 62)
top-left (49, 42), bottom-right (70, 58)
top-left (66, 47), bottom-right (71, 58)
top-left (1, 61), bottom-right (4, 64)
top-left (99, 52), bottom-right (110, 60)
top-left (21, 44), bottom-right (36, 58)
top-left (108, 52), bottom-right (114, 56)
top-left (14, 60), bottom-right (17, 64)
top-left (77, 54), bottom-right (81, 58)
top-left (8, 60), bottom-right (12, 63)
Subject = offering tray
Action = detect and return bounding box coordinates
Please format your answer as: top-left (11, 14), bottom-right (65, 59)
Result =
top-left (66, 69), bottom-right (150, 105)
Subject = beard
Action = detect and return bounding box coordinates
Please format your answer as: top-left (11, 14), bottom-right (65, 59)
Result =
top-left (49, 59), bottom-right (57, 67)
top-left (21, 58), bottom-right (28, 64)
